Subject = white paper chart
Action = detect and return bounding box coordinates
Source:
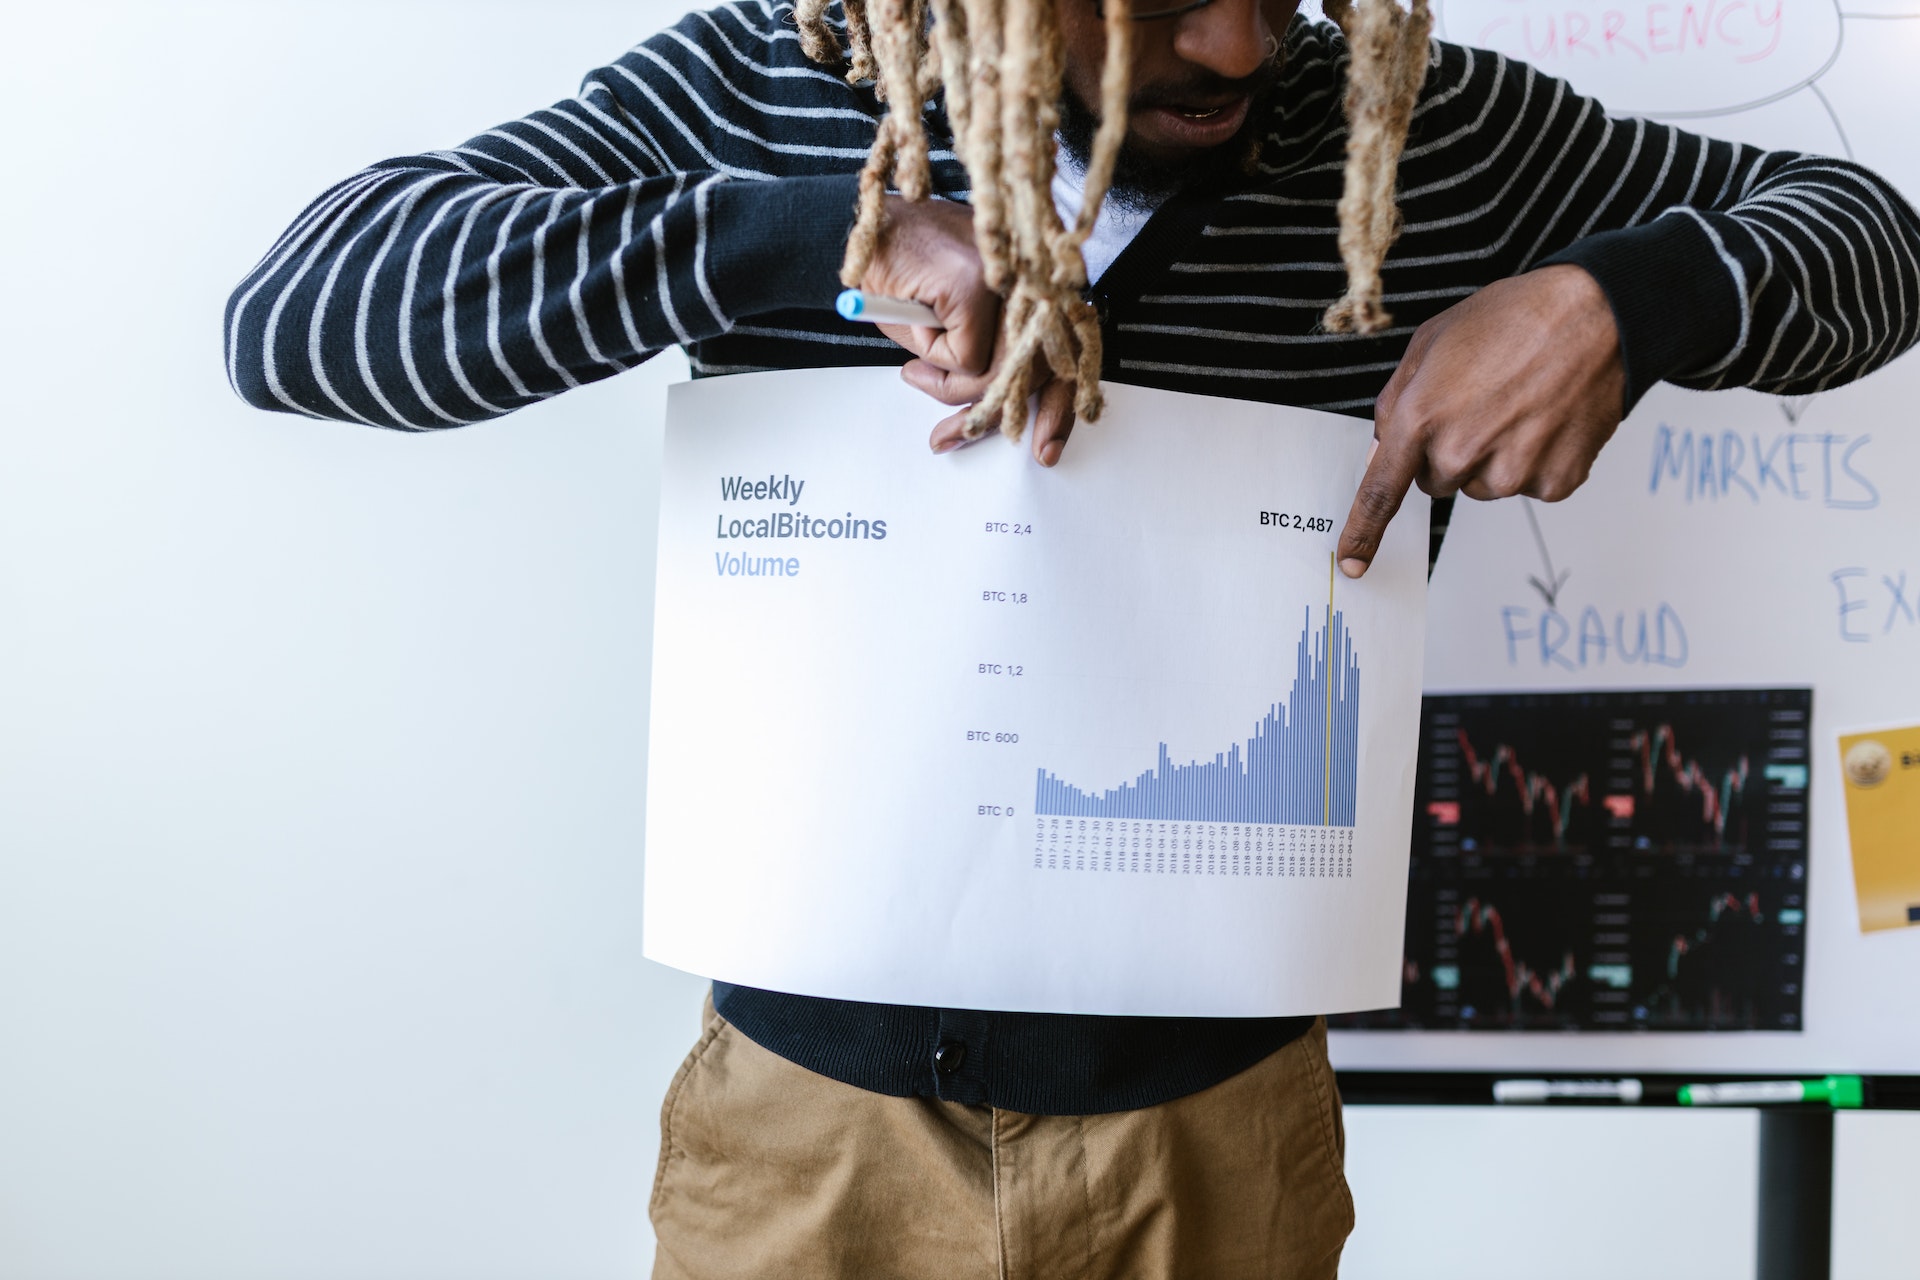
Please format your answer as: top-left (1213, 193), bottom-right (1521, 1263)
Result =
top-left (643, 368), bottom-right (1431, 1017)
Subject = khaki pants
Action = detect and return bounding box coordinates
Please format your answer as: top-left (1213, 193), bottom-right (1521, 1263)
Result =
top-left (651, 1005), bottom-right (1354, 1279)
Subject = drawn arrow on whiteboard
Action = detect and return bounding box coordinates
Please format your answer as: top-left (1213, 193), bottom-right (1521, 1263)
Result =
top-left (1522, 499), bottom-right (1570, 608)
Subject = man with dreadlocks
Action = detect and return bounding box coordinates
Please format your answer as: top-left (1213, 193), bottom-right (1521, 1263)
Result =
top-left (228, 0), bottom-right (1920, 1270)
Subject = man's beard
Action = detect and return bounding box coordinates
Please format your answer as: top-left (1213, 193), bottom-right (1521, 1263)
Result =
top-left (1056, 65), bottom-right (1280, 212)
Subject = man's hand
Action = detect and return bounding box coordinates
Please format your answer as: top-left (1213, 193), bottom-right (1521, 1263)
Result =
top-left (861, 196), bottom-right (999, 388)
top-left (1336, 264), bottom-right (1626, 578)
top-left (864, 197), bottom-right (1077, 467)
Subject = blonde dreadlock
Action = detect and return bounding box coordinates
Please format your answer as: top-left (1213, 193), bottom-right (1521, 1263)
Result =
top-left (1323, 0), bottom-right (1433, 334)
top-left (797, 0), bottom-right (1432, 437)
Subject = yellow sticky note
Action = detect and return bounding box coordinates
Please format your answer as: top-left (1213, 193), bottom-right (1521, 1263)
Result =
top-left (1838, 724), bottom-right (1920, 934)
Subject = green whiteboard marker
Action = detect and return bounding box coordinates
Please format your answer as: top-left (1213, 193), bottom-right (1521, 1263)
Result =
top-left (1678, 1076), bottom-right (1865, 1108)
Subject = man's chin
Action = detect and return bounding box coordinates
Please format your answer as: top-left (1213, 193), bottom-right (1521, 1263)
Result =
top-left (1101, 130), bottom-right (1250, 209)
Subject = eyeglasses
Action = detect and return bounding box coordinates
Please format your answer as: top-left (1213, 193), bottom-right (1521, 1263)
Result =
top-left (1093, 0), bottom-right (1218, 20)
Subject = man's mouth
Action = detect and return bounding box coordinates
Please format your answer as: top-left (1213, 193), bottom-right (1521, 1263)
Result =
top-left (1137, 95), bottom-right (1254, 148)
top-left (1057, 68), bottom-right (1272, 193)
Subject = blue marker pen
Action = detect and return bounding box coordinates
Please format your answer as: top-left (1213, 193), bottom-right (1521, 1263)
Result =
top-left (836, 289), bottom-right (943, 327)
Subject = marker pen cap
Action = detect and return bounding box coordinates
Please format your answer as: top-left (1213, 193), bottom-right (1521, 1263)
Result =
top-left (1812, 1075), bottom-right (1866, 1108)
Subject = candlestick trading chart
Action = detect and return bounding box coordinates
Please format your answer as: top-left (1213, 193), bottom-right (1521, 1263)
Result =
top-left (1334, 688), bottom-right (1811, 1032)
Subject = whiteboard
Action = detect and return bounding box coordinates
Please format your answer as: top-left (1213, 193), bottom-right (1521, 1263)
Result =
top-left (1330, 0), bottom-right (1920, 1074)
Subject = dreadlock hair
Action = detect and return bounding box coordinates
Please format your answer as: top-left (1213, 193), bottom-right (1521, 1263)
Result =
top-left (796, 0), bottom-right (1433, 439)
top-left (1322, 0), bottom-right (1433, 334)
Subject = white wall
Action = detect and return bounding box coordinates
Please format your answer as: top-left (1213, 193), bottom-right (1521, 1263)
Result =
top-left (1342, 1107), bottom-right (1920, 1280)
top-left (0, 4), bottom-right (1911, 1278)
top-left (3, 6), bottom-right (705, 1278)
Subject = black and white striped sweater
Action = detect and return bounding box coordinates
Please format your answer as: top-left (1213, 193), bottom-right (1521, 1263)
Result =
top-left (226, 3), bottom-right (1920, 1115)
top-left (226, 4), bottom-right (1920, 429)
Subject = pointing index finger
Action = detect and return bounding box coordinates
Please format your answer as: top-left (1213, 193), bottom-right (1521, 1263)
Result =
top-left (1337, 436), bottom-right (1418, 579)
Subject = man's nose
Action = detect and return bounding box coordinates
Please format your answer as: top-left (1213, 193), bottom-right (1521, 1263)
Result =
top-left (1172, 0), bottom-right (1274, 83)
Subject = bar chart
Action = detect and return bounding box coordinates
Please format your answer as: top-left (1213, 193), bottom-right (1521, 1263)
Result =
top-left (1034, 606), bottom-right (1361, 828)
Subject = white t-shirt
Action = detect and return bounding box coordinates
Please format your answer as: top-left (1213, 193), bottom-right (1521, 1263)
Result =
top-left (1051, 145), bottom-right (1164, 284)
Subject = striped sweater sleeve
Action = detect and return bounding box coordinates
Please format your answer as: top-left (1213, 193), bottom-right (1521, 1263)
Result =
top-left (223, 1), bottom-right (872, 429)
top-left (1405, 44), bottom-right (1920, 409)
